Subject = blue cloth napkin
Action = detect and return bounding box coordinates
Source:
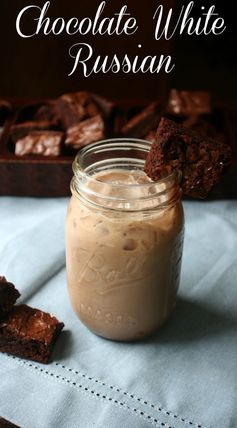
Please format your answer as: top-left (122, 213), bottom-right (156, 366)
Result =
top-left (0, 196), bottom-right (237, 428)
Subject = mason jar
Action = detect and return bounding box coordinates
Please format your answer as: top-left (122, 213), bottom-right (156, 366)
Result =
top-left (65, 139), bottom-right (184, 341)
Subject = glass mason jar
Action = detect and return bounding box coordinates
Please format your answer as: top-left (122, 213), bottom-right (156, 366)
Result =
top-left (65, 139), bottom-right (184, 341)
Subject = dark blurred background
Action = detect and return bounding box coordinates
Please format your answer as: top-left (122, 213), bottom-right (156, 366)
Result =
top-left (0, 0), bottom-right (236, 105)
top-left (173, 0), bottom-right (236, 107)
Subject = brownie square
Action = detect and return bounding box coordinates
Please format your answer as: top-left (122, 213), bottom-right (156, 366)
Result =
top-left (144, 117), bottom-right (232, 199)
top-left (65, 115), bottom-right (105, 149)
top-left (15, 131), bottom-right (63, 156)
top-left (0, 277), bottom-right (20, 319)
top-left (0, 304), bottom-right (64, 363)
top-left (57, 91), bottom-right (101, 129)
top-left (166, 89), bottom-right (211, 117)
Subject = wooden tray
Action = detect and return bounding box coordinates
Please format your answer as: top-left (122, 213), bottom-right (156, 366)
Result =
top-left (0, 98), bottom-right (236, 198)
top-left (0, 118), bottom-right (72, 197)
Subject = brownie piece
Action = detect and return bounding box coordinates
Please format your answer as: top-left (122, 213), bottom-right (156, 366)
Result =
top-left (0, 417), bottom-right (20, 428)
top-left (0, 304), bottom-right (64, 363)
top-left (121, 102), bottom-right (161, 139)
top-left (15, 131), bottom-right (63, 156)
top-left (65, 115), bottom-right (105, 149)
top-left (166, 89), bottom-right (211, 117)
top-left (57, 91), bottom-right (101, 129)
top-left (144, 117), bottom-right (232, 199)
top-left (11, 121), bottom-right (56, 143)
top-left (0, 277), bottom-right (20, 319)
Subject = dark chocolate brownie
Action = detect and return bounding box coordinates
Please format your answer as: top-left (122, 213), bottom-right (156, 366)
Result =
top-left (57, 91), bottom-right (101, 129)
top-left (144, 117), bottom-right (232, 199)
top-left (0, 277), bottom-right (20, 319)
top-left (166, 89), bottom-right (211, 117)
top-left (65, 115), bottom-right (105, 149)
top-left (121, 102), bottom-right (161, 139)
top-left (0, 304), bottom-right (64, 363)
top-left (0, 417), bottom-right (20, 428)
top-left (15, 131), bottom-right (63, 156)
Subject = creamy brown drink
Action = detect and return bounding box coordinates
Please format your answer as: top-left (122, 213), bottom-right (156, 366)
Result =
top-left (66, 140), bottom-right (184, 341)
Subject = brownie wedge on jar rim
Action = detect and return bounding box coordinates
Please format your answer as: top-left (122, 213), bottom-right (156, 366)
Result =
top-left (144, 117), bottom-right (232, 199)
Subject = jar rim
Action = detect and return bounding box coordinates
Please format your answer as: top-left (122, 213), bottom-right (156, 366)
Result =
top-left (71, 138), bottom-right (181, 212)
top-left (73, 138), bottom-right (176, 189)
